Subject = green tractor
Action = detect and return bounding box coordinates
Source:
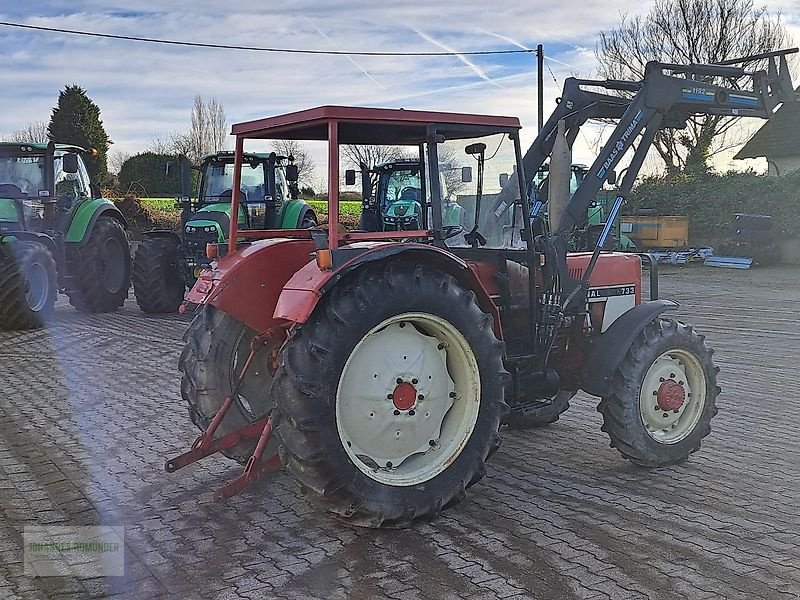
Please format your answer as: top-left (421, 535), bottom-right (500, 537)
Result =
top-left (132, 151), bottom-right (317, 313)
top-left (349, 159), bottom-right (468, 233)
top-left (0, 142), bottom-right (131, 330)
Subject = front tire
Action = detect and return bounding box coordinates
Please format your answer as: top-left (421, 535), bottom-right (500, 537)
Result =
top-left (598, 318), bottom-right (719, 467)
top-left (133, 238), bottom-right (186, 313)
top-left (273, 262), bottom-right (508, 528)
top-left (66, 216), bottom-right (131, 313)
top-left (0, 242), bottom-right (57, 330)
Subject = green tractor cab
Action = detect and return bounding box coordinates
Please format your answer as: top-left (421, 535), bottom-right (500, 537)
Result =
top-left (0, 142), bottom-right (131, 330)
top-left (132, 151), bottom-right (317, 313)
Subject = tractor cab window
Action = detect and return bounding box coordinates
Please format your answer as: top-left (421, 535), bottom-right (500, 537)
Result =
top-left (54, 154), bottom-right (91, 204)
top-left (436, 133), bottom-right (521, 249)
top-left (0, 155), bottom-right (46, 197)
top-left (201, 161), bottom-right (266, 206)
top-left (379, 168), bottom-right (422, 230)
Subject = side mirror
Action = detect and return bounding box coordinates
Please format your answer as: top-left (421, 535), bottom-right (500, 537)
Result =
top-left (286, 164), bottom-right (299, 182)
top-left (606, 170), bottom-right (617, 185)
top-left (345, 169), bottom-right (356, 186)
top-left (62, 153), bottom-right (79, 174)
top-left (499, 172), bottom-right (509, 187)
top-left (461, 166), bottom-right (472, 183)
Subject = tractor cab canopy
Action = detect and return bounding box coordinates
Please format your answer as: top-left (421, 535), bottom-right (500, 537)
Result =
top-left (227, 105), bottom-right (526, 252)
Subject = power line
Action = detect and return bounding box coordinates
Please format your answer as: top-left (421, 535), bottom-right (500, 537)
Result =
top-left (0, 21), bottom-right (535, 57)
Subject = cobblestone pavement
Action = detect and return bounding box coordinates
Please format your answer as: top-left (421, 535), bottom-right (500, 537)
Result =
top-left (1, 266), bottom-right (799, 600)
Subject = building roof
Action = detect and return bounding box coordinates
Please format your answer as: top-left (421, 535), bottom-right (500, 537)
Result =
top-left (735, 99), bottom-right (800, 160)
top-left (231, 105), bottom-right (521, 145)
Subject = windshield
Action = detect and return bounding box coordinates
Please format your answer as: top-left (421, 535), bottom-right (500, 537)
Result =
top-left (0, 155), bottom-right (46, 197)
top-left (437, 133), bottom-right (521, 249)
top-left (200, 161), bottom-right (267, 204)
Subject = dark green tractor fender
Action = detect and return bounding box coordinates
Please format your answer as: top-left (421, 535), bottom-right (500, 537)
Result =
top-left (280, 199), bottom-right (316, 228)
top-left (580, 299), bottom-right (679, 397)
top-left (64, 199), bottom-right (127, 245)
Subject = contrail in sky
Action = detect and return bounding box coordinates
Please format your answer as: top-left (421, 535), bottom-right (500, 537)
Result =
top-left (413, 28), bottom-right (503, 88)
top-left (306, 18), bottom-right (386, 89)
top-left (477, 29), bottom-right (531, 51)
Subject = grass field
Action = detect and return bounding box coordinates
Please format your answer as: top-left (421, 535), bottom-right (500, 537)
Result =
top-left (140, 198), bottom-right (362, 219)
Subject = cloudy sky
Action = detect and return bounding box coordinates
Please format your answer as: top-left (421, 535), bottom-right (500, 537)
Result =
top-left (1, 1), bottom-right (797, 179)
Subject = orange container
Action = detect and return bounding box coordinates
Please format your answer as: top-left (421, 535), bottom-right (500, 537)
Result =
top-left (621, 216), bottom-right (689, 249)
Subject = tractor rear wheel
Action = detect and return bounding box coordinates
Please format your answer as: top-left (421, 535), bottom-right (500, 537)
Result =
top-left (179, 305), bottom-right (277, 463)
top-left (67, 217), bottom-right (131, 313)
top-left (0, 242), bottom-right (57, 330)
top-left (598, 318), bottom-right (719, 467)
top-left (504, 391), bottom-right (574, 429)
top-left (133, 238), bottom-right (185, 313)
top-left (273, 262), bottom-right (507, 528)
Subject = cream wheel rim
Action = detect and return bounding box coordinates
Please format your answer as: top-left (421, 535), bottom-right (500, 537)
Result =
top-left (336, 312), bottom-right (481, 486)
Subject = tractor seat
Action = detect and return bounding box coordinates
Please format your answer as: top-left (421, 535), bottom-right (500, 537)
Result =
top-left (0, 184), bottom-right (25, 198)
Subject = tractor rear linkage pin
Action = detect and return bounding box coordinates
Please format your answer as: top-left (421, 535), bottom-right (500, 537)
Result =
top-left (164, 330), bottom-right (283, 501)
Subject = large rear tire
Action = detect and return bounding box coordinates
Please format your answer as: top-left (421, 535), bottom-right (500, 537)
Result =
top-left (133, 238), bottom-right (186, 313)
top-left (598, 318), bottom-right (719, 467)
top-left (179, 305), bottom-right (277, 463)
top-left (66, 216), bottom-right (131, 313)
top-left (0, 242), bottom-right (57, 330)
top-left (273, 262), bottom-right (508, 528)
top-left (504, 390), bottom-right (574, 429)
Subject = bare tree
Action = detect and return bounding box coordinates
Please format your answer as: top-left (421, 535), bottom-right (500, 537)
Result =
top-left (187, 95), bottom-right (227, 163)
top-left (107, 149), bottom-right (131, 175)
top-left (596, 0), bottom-right (791, 173)
top-left (271, 139), bottom-right (316, 184)
top-left (6, 121), bottom-right (49, 144)
top-left (437, 146), bottom-right (469, 198)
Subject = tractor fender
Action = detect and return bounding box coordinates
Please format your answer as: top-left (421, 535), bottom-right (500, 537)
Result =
top-left (580, 299), bottom-right (679, 397)
top-left (64, 199), bottom-right (127, 245)
top-left (187, 238), bottom-right (316, 333)
top-left (280, 199), bottom-right (314, 228)
top-left (274, 243), bottom-right (503, 338)
top-left (0, 231), bottom-right (57, 255)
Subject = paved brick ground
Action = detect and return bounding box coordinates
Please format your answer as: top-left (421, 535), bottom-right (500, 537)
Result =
top-left (1, 265), bottom-right (799, 599)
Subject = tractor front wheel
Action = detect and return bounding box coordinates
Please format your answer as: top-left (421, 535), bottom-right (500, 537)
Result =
top-left (67, 217), bottom-right (131, 313)
top-left (0, 242), bottom-right (57, 330)
top-left (179, 306), bottom-right (277, 463)
top-left (273, 262), bottom-right (507, 528)
top-left (133, 238), bottom-right (186, 313)
top-left (598, 318), bottom-right (719, 467)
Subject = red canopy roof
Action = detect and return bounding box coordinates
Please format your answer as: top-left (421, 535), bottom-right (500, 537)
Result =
top-left (230, 105), bottom-right (521, 145)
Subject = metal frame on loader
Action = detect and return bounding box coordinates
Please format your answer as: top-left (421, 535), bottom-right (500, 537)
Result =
top-left (0, 142), bottom-right (130, 330)
top-left (166, 49), bottom-right (797, 528)
top-left (132, 151), bottom-right (317, 313)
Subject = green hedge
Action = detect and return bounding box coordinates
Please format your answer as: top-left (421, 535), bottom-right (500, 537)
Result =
top-left (627, 171), bottom-right (800, 243)
top-left (119, 152), bottom-right (188, 197)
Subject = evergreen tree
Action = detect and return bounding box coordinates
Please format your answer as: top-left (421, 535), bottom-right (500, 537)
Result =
top-left (48, 85), bottom-right (112, 184)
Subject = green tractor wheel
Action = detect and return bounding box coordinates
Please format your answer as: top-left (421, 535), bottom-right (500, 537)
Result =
top-left (66, 216), bottom-right (131, 313)
top-left (132, 238), bottom-right (186, 313)
top-left (0, 242), bottom-right (57, 330)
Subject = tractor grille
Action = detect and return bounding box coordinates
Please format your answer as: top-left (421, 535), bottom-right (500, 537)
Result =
top-left (569, 267), bottom-right (584, 280)
top-left (184, 231), bottom-right (218, 258)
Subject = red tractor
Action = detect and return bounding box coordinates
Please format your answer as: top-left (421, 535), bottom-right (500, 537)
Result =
top-left (168, 49), bottom-right (797, 528)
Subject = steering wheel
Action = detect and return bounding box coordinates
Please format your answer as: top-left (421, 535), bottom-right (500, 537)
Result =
top-left (443, 225), bottom-right (464, 240)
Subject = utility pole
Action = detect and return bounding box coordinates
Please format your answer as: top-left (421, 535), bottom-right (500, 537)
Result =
top-left (537, 44), bottom-right (544, 132)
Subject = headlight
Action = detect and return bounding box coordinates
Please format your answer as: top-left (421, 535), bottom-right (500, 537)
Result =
top-left (205, 226), bottom-right (216, 233)
top-left (186, 226), bottom-right (196, 233)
